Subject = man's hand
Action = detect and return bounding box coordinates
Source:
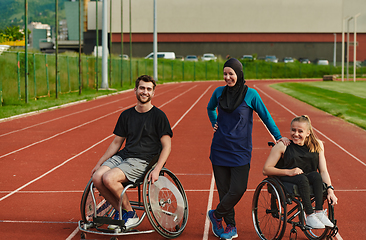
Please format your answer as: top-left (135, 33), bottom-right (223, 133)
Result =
top-left (91, 164), bottom-right (101, 177)
top-left (148, 168), bottom-right (160, 184)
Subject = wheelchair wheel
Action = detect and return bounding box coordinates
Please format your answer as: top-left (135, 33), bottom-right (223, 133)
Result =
top-left (303, 196), bottom-right (333, 240)
top-left (80, 178), bottom-right (114, 224)
top-left (252, 178), bottom-right (287, 240)
top-left (143, 167), bottom-right (189, 239)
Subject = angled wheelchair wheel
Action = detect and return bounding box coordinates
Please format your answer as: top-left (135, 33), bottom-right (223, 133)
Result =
top-left (143, 168), bottom-right (189, 239)
top-left (252, 178), bottom-right (287, 240)
top-left (303, 196), bottom-right (333, 240)
top-left (80, 178), bottom-right (114, 224)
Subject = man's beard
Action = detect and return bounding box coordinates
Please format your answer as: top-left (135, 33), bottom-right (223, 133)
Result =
top-left (137, 94), bottom-right (151, 104)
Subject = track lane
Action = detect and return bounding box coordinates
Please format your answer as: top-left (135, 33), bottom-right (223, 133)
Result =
top-left (0, 80), bottom-right (364, 239)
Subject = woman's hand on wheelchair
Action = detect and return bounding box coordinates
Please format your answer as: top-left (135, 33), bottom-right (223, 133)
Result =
top-left (327, 190), bottom-right (338, 205)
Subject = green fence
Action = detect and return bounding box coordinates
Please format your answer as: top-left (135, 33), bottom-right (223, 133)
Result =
top-left (0, 51), bottom-right (365, 106)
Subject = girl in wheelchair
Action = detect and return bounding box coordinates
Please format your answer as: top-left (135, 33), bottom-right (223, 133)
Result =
top-left (262, 115), bottom-right (338, 229)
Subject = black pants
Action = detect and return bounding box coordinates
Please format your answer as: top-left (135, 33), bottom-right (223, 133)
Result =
top-left (279, 171), bottom-right (323, 215)
top-left (212, 164), bottom-right (250, 226)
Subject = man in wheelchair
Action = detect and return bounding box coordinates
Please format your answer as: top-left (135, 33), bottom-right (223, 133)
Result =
top-left (90, 75), bottom-right (173, 230)
top-left (262, 115), bottom-right (338, 229)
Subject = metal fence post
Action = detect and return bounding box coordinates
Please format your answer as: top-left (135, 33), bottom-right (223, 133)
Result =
top-left (205, 62), bottom-right (208, 80)
top-left (67, 56), bottom-right (71, 92)
top-left (86, 57), bottom-right (89, 88)
top-left (171, 62), bottom-right (174, 80)
top-left (33, 53), bottom-right (36, 98)
top-left (45, 54), bottom-right (50, 96)
top-left (0, 72), bottom-right (2, 106)
top-left (194, 61), bottom-right (196, 80)
top-left (217, 62), bottom-right (220, 80)
top-left (17, 52), bottom-right (21, 100)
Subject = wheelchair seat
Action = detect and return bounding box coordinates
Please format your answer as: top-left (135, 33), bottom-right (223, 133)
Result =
top-left (280, 179), bottom-right (329, 201)
top-left (122, 154), bottom-right (160, 188)
top-left (252, 176), bottom-right (338, 240)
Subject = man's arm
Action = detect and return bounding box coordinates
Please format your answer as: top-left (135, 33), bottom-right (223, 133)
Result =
top-left (91, 135), bottom-right (125, 176)
top-left (148, 135), bottom-right (171, 183)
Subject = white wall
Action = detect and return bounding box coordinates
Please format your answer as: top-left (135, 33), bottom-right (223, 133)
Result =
top-left (87, 0), bottom-right (366, 33)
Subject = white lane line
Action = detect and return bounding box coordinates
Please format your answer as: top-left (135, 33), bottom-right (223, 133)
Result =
top-left (203, 173), bottom-right (216, 240)
top-left (171, 85), bottom-right (212, 129)
top-left (0, 220), bottom-right (77, 224)
top-left (254, 84), bottom-right (366, 167)
top-left (2, 188), bottom-right (364, 194)
top-left (0, 85), bottom-right (196, 160)
top-left (0, 135), bottom-right (113, 202)
top-left (65, 226), bottom-right (79, 240)
top-left (0, 96), bottom-right (131, 138)
top-left (0, 83), bottom-right (182, 137)
top-left (1, 84), bottom-right (202, 202)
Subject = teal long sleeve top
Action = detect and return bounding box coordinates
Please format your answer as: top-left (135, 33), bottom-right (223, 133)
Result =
top-left (207, 86), bottom-right (282, 166)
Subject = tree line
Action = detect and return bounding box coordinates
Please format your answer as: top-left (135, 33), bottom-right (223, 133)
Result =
top-left (0, 26), bottom-right (24, 43)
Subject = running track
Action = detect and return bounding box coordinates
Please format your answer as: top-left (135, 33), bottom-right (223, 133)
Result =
top-left (0, 80), bottom-right (365, 239)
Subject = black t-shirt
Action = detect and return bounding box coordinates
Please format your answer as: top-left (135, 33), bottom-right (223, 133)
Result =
top-left (275, 141), bottom-right (319, 174)
top-left (113, 106), bottom-right (173, 162)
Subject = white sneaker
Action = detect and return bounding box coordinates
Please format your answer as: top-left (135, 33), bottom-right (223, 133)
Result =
top-left (315, 210), bottom-right (334, 228)
top-left (124, 211), bottom-right (139, 229)
top-left (306, 213), bottom-right (325, 229)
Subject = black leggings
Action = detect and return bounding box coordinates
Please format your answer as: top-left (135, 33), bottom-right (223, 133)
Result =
top-left (279, 171), bottom-right (324, 215)
top-left (212, 164), bottom-right (250, 226)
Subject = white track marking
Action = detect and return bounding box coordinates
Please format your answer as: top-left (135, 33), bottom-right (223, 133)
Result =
top-left (0, 97), bottom-right (131, 138)
top-left (0, 220), bottom-right (77, 224)
top-left (1, 188), bottom-right (364, 194)
top-left (1, 85), bottom-right (201, 201)
top-left (65, 226), bottom-right (80, 240)
top-left (0, 85), bottom-right (196, 160)
top-left (254, 85), bottom-right (366, 167)
top-left (203, 173), bottom-right (216, 240)
top-left (172, 85), bottom-right (212, 129)
top-left (0, 84), bottom-right (183, 137)
top-left (0, 135), bottom-right (113, 202)
top-left (0, 105), bottom-right (133, 160)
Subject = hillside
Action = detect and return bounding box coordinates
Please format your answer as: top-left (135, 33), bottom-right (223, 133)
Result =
top-left (0, 0), bottom-right (68, 30)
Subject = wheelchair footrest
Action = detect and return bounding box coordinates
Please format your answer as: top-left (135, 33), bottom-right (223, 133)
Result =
top-left (93, 216), bottom-right (125, 227)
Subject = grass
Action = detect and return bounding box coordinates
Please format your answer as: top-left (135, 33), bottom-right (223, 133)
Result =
top-left (271, 80), bottom-right (366, 130)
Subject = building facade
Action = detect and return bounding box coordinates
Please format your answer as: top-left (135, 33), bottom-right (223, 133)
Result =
top-left (83, 0), bottom-right (366, 62)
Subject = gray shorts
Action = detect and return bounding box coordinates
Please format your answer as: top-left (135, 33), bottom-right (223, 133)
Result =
top-left (102, 155), bottom-right (149, 183)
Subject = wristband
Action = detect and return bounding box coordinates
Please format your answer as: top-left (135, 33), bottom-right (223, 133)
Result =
top-left (327, 185), bottom-right (334, 191)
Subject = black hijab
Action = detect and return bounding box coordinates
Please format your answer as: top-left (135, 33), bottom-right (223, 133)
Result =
top-left (219, 58), bottom-right (248, 113)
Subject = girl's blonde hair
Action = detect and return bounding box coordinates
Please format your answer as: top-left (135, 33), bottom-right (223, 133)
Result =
top-left (291, 115), bottom-right (322, 153)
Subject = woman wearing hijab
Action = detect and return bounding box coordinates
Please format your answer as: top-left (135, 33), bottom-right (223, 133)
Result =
top-left (206, 58), bottom-right (289, 239)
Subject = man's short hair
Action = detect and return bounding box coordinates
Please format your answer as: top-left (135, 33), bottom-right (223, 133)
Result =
top-left (135, 75), bottom-right (156, 90)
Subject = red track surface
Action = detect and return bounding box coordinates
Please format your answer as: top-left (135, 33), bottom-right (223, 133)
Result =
top-left (0, 80), bottom-right (365, 240)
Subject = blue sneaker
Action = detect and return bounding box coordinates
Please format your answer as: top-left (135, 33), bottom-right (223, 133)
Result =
top-left (207, 210), bottom-right (224, 237)
top-left (220, 225), bottom-right (238, 240)
top-left (108, 209), bottom-right (128, 230)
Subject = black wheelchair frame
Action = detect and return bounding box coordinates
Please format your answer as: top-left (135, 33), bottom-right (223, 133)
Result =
top-left (251, 143), bottom-right (338, 240)
top-left (78, 164), bottom-right (189, 240)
